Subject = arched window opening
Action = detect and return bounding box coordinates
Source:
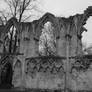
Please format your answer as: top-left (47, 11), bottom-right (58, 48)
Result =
top-left (39, 21), bottom-right (56, 56)
top-left (82, 17), bottom-right (92, 54)
top-left (4, 26), bottom-right (19, 53)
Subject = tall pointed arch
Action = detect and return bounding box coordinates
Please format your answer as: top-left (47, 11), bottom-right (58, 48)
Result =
top-left (3, 17), bottom-right (19, 54)
top-left (5, 17), bottom-right (19, 32)
top-left (39, 21), bottom-right (56, 56)
top-left (34, 13), bottom-right (60, 40)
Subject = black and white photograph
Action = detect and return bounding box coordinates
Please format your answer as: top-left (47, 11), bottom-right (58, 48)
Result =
top-left (0, 0), bottom-right (92, 92)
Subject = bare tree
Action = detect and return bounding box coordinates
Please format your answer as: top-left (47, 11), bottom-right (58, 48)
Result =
top-left (0, 10), bottom-right (10, 24)
top-left (0, 0), bottom-right (39, 23)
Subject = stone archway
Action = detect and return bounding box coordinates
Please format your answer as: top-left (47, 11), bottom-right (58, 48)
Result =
top-left (0, 57), bottom-right (13, 89)
top-left (34, 13), bottom-right (60, 56)
top-left (34, 13), bottom-right (60, 40)
top-left (12, 59), bottom-right (22, 87)
top-left (4, 17), bottom-right (19, 35)
top-left (0, 17), bottom-right (19, 88)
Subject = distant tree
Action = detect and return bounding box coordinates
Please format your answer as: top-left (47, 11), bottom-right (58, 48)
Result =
top-left (0, 10), bottom-right (9, 24)
top-left (82, 42), bottom-right (92, 54)
top-left (84, 46), bottom-right (92, 54)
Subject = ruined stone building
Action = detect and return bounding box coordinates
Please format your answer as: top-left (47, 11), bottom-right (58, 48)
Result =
top-left (0, 6), bottom-right (92, 90)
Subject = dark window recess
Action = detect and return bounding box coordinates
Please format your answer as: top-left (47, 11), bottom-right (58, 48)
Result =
top-left (24, 37), bottom-right (30, 41)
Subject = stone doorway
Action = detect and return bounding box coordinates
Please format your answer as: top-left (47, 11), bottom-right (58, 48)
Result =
top-left (0, 57), bottom-right (13, 89)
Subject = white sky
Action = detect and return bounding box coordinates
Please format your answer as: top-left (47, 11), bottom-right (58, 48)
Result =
top-left (0, 0), bottom-right (92, 47)
top-left (40, 0), bottom-right (92, 47)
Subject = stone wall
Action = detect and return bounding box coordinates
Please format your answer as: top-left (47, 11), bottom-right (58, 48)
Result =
top-left (0, 6), bottom-right (92, 90)
top-left (10, 10), bottom-right (92, 89)
top-left (25, 57), bottom-right (65, 89)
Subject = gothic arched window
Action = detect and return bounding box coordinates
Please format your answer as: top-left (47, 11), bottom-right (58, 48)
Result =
top-left (39, 22), bottom-right (56, 56)
top-left (4, 26), bottom-right (18, 53)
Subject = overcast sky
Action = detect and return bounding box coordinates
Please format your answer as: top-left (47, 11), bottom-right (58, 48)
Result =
top-left (0, 0), bottom-right (92, 47)
top-left (41, 0), bottom-right (92, 47)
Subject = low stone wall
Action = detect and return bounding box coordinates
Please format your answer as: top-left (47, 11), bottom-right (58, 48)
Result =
top-left (25, 72), bottom-right (64, 89)
top-left (12, 57), bottom-right (92, 91)
top-left (25, 57), bottom-right (65, 89)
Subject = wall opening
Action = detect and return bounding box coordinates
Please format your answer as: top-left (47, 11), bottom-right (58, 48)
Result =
top-left (39, 21), bottom-right (56, 56)
top-left (82, 17), bottom-right (92, 54)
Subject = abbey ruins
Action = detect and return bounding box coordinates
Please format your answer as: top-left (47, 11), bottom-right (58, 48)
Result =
top-left (0, 6), bottom-right (92, 91)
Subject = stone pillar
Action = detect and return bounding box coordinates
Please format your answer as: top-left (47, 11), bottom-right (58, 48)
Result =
top-left (64, 23), bottom-right (72, 92)
top-left (57, 28), bottom-right (66, 57)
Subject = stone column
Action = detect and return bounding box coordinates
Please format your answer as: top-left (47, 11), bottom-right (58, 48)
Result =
top-left (64, 25), bottom-right (72, 92)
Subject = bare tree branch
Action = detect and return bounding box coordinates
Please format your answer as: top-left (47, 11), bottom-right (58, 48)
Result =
top-left (0, 0), bottom-right (40, 23)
